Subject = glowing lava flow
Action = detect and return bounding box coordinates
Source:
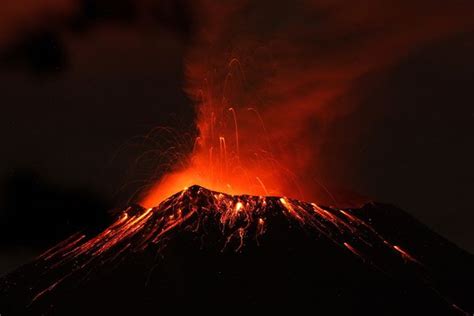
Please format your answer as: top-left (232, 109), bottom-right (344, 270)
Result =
top-left (32, 185), bottom-right (425, 303)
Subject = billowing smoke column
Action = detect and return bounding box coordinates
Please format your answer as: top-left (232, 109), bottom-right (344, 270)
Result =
top-left (0, 1), bottom-right (472, 207)
top-left (142, 0), bottom-right (474, 207)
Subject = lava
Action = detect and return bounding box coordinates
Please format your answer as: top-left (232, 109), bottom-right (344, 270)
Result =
top-left (32, 186), bottom-right (420, 301)
top-left (2, 2), bottom-right (473, 315)
top-left (141, 0), bottom-right (474, 209)
top-left (0, 185), bottom-right (467, 314)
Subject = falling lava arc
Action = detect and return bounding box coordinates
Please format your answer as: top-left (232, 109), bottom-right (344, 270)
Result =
top-left (1, 185), bottom-right (473, 315)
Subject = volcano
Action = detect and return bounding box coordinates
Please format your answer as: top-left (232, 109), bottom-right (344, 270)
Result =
top-left (1, 185), bottom-right (472, 315)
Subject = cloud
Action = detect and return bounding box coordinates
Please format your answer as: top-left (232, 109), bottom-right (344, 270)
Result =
top-left (176, 0), bottom-right (474, 204)
top-left (0, 0), bottom-right (78, 48)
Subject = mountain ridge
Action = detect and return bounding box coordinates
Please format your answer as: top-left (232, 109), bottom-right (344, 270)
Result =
top-left (1, 185), bottom-right (472, 315)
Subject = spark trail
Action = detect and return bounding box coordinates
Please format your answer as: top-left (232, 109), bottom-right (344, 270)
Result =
top-left (0, 185), bottom-right (471, 315)
top-left (12, 185), bottom-right (466, 314)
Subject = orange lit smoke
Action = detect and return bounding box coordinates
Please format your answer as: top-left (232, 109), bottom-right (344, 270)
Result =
top-left (0, 0), bottom-right (77, 47)
top-left (143, 0), bottom-right (474, 207)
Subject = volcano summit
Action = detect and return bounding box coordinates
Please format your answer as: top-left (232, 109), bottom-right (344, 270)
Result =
top-left (1, 185), bottom-right (472, 315)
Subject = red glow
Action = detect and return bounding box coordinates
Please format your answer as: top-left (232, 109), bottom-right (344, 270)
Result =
top-left (141, 77), bottom-right (303, 206)
top-left (141, 1), bottom-right (473, 208)
top-left (30, 185), bottom-right (466, 314)
top-left (35, 186), bottom-right (424, 303)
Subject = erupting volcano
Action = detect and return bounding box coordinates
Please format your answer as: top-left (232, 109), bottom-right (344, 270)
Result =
top-left (1, 186), bottom-right (473, 315)
top-left (1, 1), bottom-right (473, 315)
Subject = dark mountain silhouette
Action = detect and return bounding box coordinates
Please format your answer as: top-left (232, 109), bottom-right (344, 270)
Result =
top-left (0, 170), bottom-right (109, 249)
top-left (1, 185), bottom-right (472, 315)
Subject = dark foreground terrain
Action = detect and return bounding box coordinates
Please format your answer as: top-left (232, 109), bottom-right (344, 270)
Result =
top-left (1, 185), bottom-right (472, 315)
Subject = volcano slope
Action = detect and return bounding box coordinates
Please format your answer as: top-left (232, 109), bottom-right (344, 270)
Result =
top-left (1, 185), bottom-right (473, 315)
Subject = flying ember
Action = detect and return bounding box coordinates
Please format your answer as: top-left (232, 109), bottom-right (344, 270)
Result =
top-left (31, 186), bottom-right (423, 302)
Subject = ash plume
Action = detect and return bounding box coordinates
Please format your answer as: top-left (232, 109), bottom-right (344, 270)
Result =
top-left (145, 0), bottom-right (474, 206)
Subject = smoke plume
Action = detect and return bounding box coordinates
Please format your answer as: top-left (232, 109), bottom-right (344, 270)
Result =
top-left (144, 0), bottom-right (474, 206)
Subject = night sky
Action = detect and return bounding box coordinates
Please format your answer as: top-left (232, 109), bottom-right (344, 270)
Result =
top-left (1, 0), bottom-right (473, 274)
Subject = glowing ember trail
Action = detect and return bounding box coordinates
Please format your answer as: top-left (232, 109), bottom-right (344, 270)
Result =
top-left (138, 0), bottom-right (474, 210)
top-left (1, 2), bottom-right (473, 315)
top-left (141, 95), bottom-right (300, 208)
top-left (141, 55), bottom-right (308, 207)
top-left (0, 185), bottom-right (467, 314)
top-left (23, 185), bottom-right (467, 311)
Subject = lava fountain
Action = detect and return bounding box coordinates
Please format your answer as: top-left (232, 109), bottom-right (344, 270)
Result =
top-left (142, 0), bottom-right (474, 208)
top-left (142, 60), bottom-right (303, 207)
top-left (2, 1), bottom-right (474, 315)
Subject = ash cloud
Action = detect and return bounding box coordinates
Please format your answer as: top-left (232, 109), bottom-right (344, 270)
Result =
top-left (0, 0), bottom-right (193, 73)
top-left (183, 0), bottom-right (474, 203)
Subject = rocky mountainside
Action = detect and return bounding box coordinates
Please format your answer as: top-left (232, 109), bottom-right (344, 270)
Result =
top-left (1, 185), bottom-right (472, 315)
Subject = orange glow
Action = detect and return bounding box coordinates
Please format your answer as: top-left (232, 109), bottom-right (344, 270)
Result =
top-left (343, 242), bottom-right (363, 259)
top-left (393, 245), bottom-right (420, 264)
top-left (140, 0), bottom-right (474, 208)
top-left (140, 82), bottom-right (302, 207)
top-left (34, 186), bottom-right (427, 305)
top-left (235, 202), bottom-right (243, 212)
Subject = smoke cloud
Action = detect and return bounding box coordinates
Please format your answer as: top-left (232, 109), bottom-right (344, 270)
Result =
top-left (1, 0), bottom-right (472, 206)
top-left (144, 0), bottom-right (474, 206)
top-left (0, 0), bottom-right (78, 47)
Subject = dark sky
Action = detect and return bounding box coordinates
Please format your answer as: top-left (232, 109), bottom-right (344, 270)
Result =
top-left (0, 0), bottom-right (473, 274)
